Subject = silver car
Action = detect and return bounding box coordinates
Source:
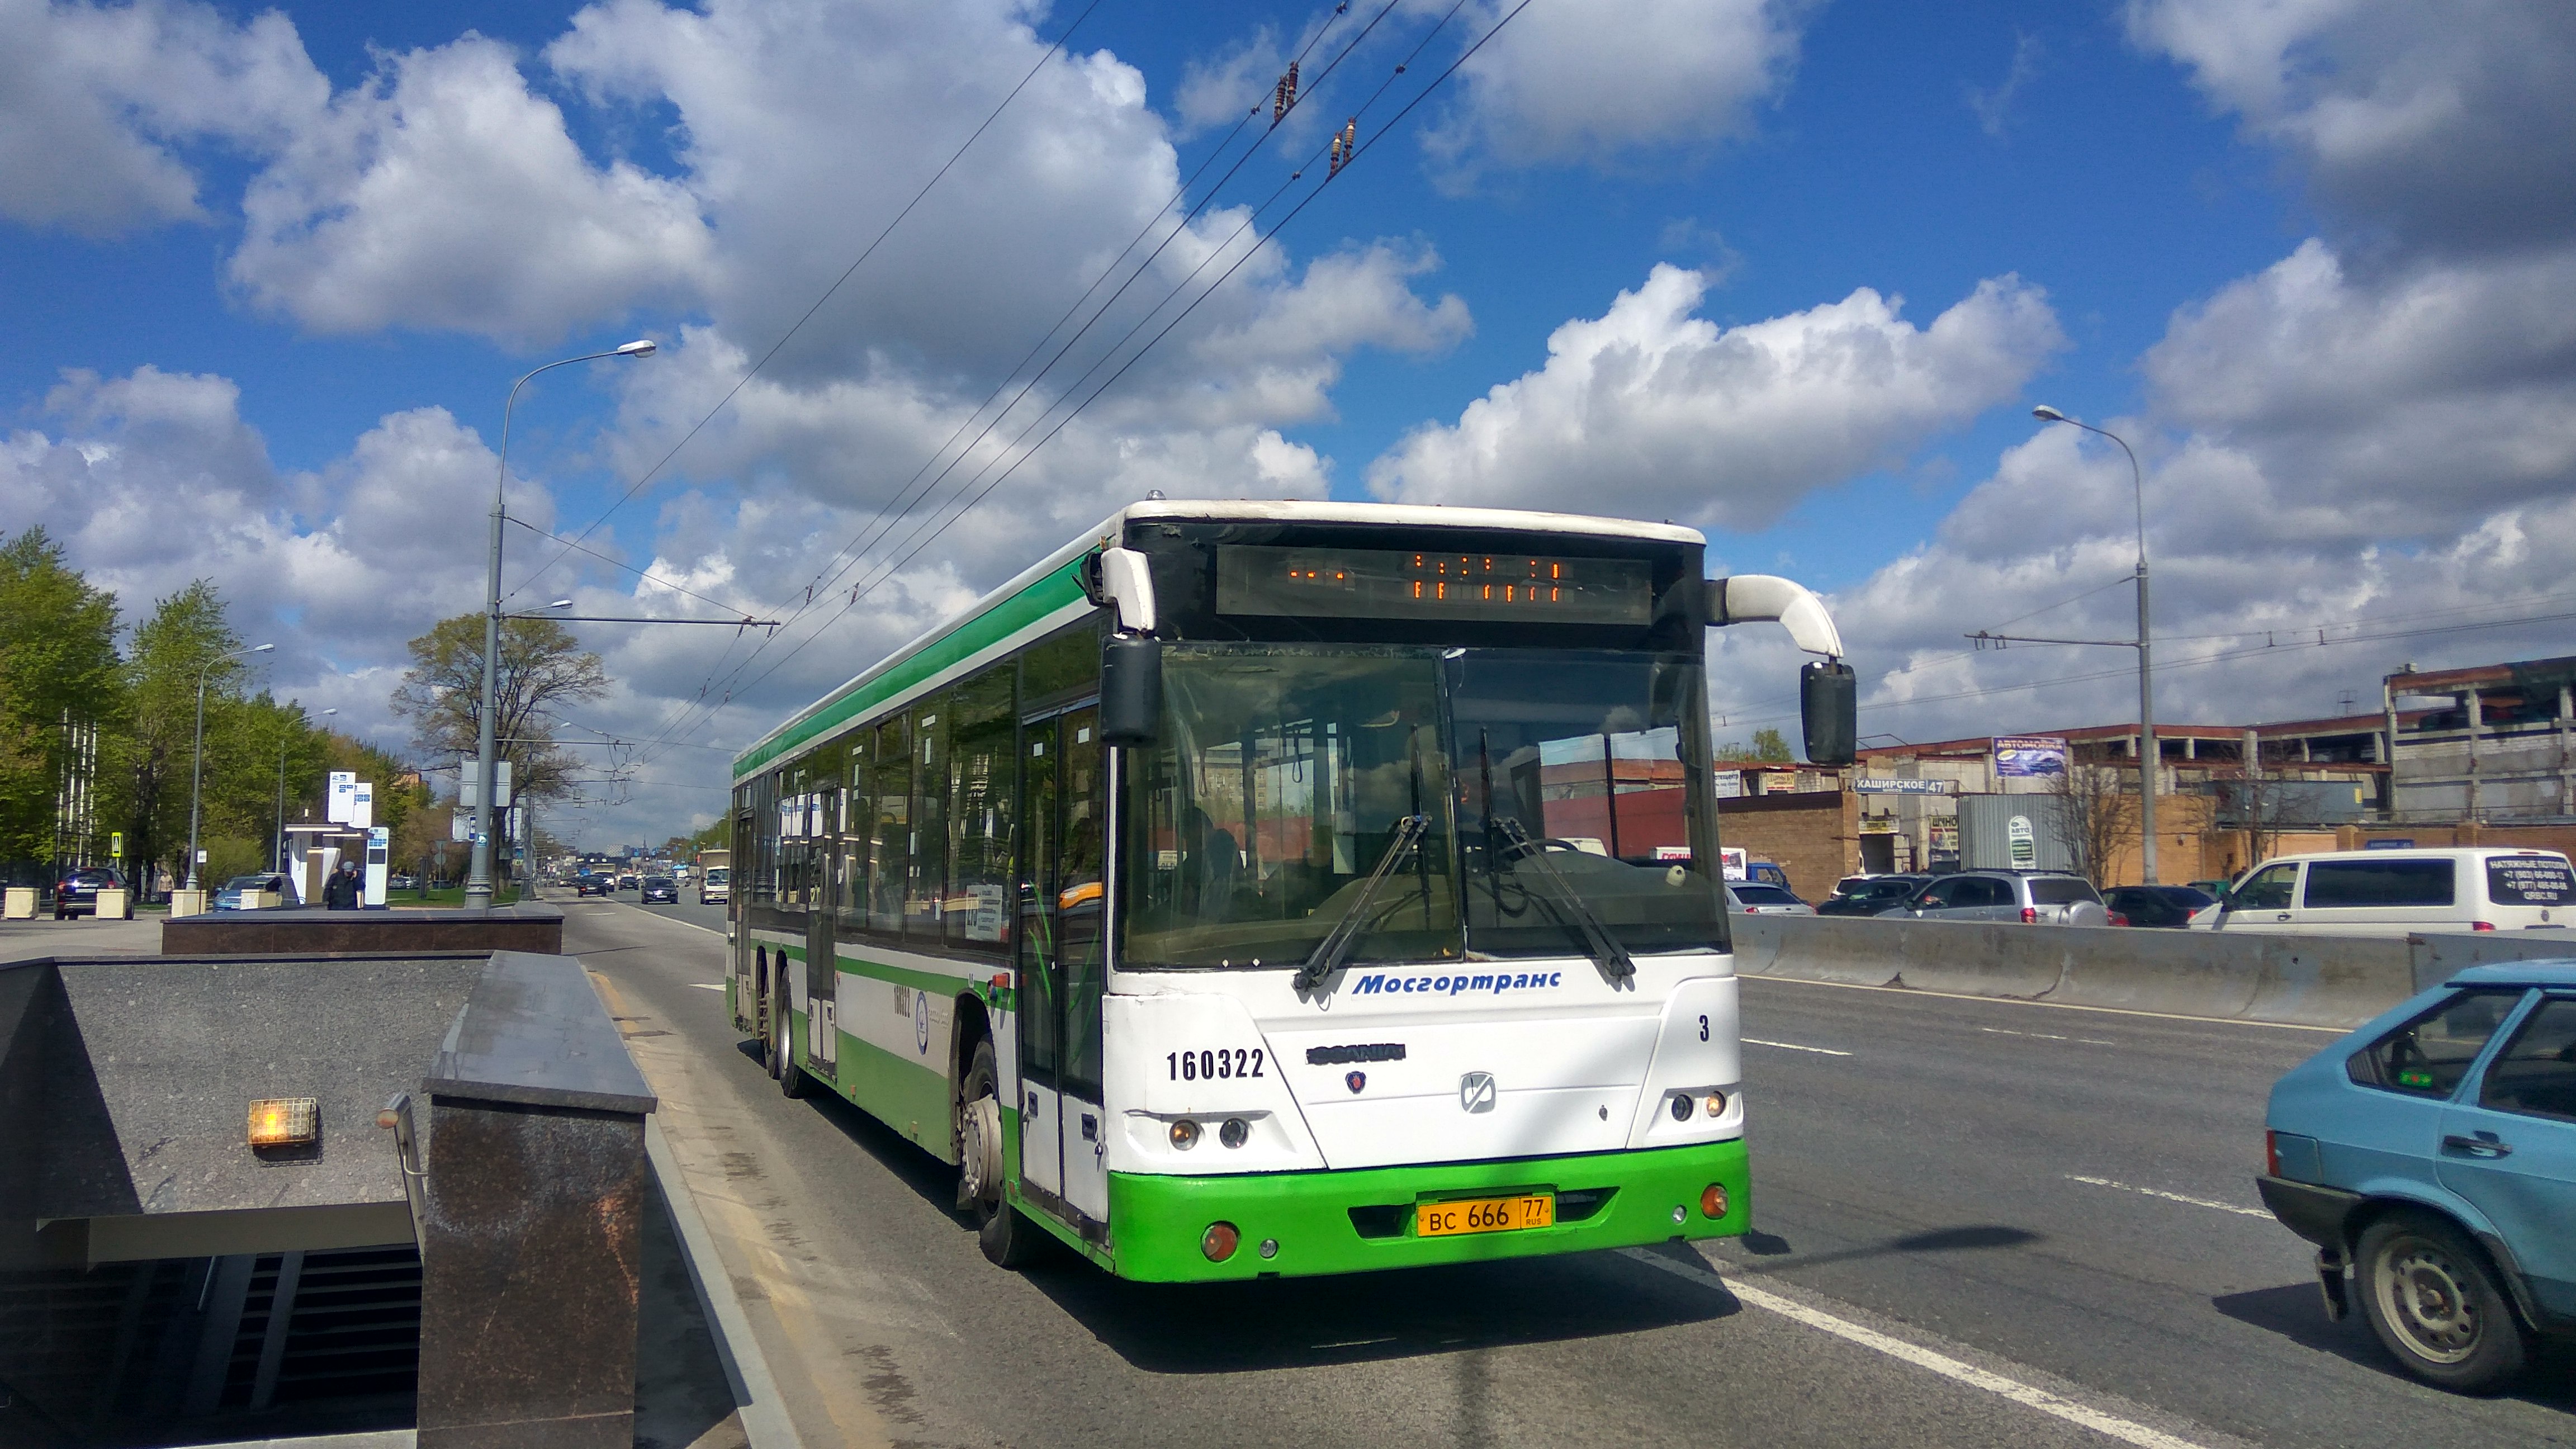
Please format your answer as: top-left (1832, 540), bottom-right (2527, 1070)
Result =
top-left (1726, 883), bottom-right (1817, 916)
top-left (1879, 870), bottom-right (2110, 926)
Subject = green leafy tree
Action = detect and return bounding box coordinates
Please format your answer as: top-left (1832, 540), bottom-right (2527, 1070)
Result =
top-left (390, 614), bottom-right (608, 806)
top-left (1750, 727), bottom-right (1794, 763)
top-left (0, 528), bottom-right (122, 866)
top-left (116, 582), bottom-right (250, 887)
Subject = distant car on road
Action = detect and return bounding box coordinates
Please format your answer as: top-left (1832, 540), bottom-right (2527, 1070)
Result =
top-left (641, 877), bottom-right (677, 903)
top-left (573, 874), bottom-right (612, 897)
top-left (387, 872), bottom-right (419, 892)
top-left (54, 866), bottom-right (131, 920)
top-left (1725, 883), bottom-right (1815, 916)
top-left (212, 873), bottom-right (292, 911)
top-left (2257, 960), bottom-right (2576, 1393)
top-left (699, 866), bottom-right (731, 906)
top-left (617, 873), bottom-right (640, 891)
top-left (2104, 883), bottom-right (2216, 929)
top-left (1818, 874), bottom-right (1928, 917)
top-left (1879, 869), bottom-right (2111, 927)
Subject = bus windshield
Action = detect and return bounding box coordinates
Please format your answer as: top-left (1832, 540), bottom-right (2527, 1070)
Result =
top-left (1117, 646), bottom-right (1726, 970)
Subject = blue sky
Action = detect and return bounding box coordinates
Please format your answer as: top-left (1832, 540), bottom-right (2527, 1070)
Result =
top-left (5, 0), bottom-right (2572, 843)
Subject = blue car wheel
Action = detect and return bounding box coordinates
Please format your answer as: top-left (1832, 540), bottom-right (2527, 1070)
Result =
top-left (2356, 1210), bottom-right (2529, 1393)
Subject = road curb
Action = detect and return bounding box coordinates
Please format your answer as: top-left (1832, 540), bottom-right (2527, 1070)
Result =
top-left (647, 1117), bottom-right (805, 1449)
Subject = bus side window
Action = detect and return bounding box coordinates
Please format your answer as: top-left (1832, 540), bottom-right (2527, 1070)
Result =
top-left (1060, 706), bottom-right (1105, 1101)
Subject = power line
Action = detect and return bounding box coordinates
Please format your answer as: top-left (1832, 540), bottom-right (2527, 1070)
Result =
top-left (504, 0), bottom-right (1112, 607)
top-left (631, 0), bottom-right (1501, 768)
top-left (626, 2), bottom-right (1409, 759)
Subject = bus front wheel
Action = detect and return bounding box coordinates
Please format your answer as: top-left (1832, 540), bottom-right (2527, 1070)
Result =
top-left (960, 1038), bottom-right (1046, 1268)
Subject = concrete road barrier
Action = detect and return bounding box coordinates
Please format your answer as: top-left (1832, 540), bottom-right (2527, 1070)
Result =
top-left (1731, 916), bottom-right (2421, 1030)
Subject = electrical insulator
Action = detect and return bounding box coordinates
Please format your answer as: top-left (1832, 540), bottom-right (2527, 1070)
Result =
top-left (1274, 61), bottom-right (1299, 122)
top-left (1330, 119), bottom-right (1356, 175)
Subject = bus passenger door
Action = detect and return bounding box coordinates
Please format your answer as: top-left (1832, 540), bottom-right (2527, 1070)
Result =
top-left (1057, 707), bottom-right (1110, 1225)
top-left (1016, 717), bottom-right (1066, 1205)
top-left (807, 785), bottom-right (839, 1078)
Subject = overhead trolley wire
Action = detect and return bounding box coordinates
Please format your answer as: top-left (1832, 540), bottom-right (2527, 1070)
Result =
top-left (623, 0), bottom-right (1445, 764)
top-left (632, 0), bottom-right (1528, 771)
top-left (503, 0), bottom-right (1112, 608)
top-left (607, 3), bottom-right (1381, 768)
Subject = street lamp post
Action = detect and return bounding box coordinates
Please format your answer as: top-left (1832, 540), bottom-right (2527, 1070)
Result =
top-left (188, 642), bottom-right (276, 892)
top-left (467, 342), bottom-right (656, 912)
top-left (275, 707), bottom-right (337, 872)
top-left (2033, 405), bottom-right (2157, 884)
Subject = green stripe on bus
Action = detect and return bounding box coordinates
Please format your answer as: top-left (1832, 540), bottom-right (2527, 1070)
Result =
top-left (1101, 1138), bottom-right (1750, 1282)
top-left (761, 940), bottom-right (1014, 1011)
top-left (733, 556), bottom-right (1090, 779)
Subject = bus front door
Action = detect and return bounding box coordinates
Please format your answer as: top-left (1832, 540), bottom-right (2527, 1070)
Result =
top-left (807, 785), bottom-right (839, 1079)
top-left (1016, 705), bottom-right (1109, 1233)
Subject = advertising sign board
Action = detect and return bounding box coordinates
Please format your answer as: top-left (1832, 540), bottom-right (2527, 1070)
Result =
top-left (328, 770), bottom-right (357, 823)
top-left (1993, 736), bottom-right (2069, 779)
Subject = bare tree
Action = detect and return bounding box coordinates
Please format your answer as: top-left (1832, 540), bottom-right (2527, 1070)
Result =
top-left (390, 614), bottom-right (608, 804)
top-left (2049, 760), bottom-right (2136, 888)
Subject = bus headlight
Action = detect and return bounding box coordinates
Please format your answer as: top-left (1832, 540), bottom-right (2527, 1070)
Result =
top-left (1219, 1117), bottom-right (1249, 1149)
top-left (1171, 1119), bottom-right (1201, 1150)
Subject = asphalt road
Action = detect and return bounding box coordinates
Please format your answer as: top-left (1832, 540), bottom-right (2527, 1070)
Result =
top-left (583, 896), bottom-right (2576, 1448)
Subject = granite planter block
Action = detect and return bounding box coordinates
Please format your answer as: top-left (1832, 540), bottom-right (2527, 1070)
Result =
top-left (413, 951), bottom-right (657, 1449)
top-left (162, 903), bottom-right (565, 956)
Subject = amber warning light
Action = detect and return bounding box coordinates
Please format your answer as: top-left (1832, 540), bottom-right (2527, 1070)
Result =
top-left (248, 1097), bottom-right (319, 1148)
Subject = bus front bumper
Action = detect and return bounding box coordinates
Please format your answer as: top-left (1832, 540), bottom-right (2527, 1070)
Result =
top-left (1103, 1138), bottom-right (1749, 1282)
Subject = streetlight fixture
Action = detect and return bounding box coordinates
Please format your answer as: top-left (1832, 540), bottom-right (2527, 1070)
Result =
top-left (188, 643), bottom-right (275, 893)
top-left (468, 342), bottom-right (657, 912)
top-left (2032, 405), bottom-right (2158, 884)
top-left (276, 707), bottom-right (336, 872)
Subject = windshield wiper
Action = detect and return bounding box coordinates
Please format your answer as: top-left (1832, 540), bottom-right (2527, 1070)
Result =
top-left (1295, 814), bottom-right (1427, 993)
top-left (1488, 818), bottom-right (1636, 983)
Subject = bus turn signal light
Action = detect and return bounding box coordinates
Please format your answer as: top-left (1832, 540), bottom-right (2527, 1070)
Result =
top-left (1703, 1091), bottom-right (1727, 1118)
top-left (249, 1097), bottom-right (318, 1148)
top-left (1171, 1119), bottom-right (1201, 1150)
top-left (1201, 1221), bottom-right (1240, 1262)
top-left (1700, 1183), bottom-right (1729, 1219)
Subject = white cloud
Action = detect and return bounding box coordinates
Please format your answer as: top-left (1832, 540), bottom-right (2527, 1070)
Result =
top-left (2130, 0), bottom-right (2576, 256)
top-left (1428, 0), bottom-right (1811, 179)
top-left (1172, 25), bottom-right (1284, 139)
top-left (1366, 263), bottom-right (2063, 529)
top-left (230, 34), bottom-right (715, 342)
top-left (0, 0), bottom-right (323, 234)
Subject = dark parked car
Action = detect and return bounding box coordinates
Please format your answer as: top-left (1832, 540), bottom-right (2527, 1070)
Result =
top-left (641, 877), bottom-right (678, 903)
top-left (54, 866), bottom-right (132, 920)
top-left (1819, 874), bottom-right (1929, 917)
top-left (2104, 883), bottom-right (2217, 929)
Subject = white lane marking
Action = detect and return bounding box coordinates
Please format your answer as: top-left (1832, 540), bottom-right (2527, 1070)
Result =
top-left (1742, 1037), bottom-right (1852, 1057)
top-left (689, 982), bottom-right (727, 991)
top-left (623, 901), bottom-right (730, 938)
top-left (1739, 973), bottom-right (2343, 1033)
top-left (1623, 1250), bottom-right (2214, 1449)
top-left (2066, 1175), bottom-right (2270, 1219)
top-left (1981, 1026), bottom-right (2116, 1046)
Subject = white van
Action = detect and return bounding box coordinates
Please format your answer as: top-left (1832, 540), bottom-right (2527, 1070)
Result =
top-left (2187, 847), bottom-right (2573, 935)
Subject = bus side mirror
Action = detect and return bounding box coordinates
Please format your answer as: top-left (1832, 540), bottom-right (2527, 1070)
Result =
top-left (1100, 633), bottom-right (1163, 747)
top-left (1801, 660), bottom-right (1856, 766)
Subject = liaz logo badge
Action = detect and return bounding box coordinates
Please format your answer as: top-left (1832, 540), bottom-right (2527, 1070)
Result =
top-left (1459, 1071), bottom-right (1497, 1114)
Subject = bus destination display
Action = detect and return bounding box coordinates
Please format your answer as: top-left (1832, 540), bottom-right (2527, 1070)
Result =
top-left (1215, 545), bottom-right (1652, 625)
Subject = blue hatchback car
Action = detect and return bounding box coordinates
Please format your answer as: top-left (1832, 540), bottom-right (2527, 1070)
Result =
top-left (2258, 960), bottom-right (2576, 1392)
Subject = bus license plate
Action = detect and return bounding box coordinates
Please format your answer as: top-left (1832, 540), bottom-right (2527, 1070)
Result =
top-left (1416, 1194), bottom-right (1554, 1238)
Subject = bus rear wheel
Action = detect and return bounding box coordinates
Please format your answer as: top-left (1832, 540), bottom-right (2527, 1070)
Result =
top-left (959, 1038), bottom-right (1046, 1268)
top-left (766, 959), bottom-right (804, 1099)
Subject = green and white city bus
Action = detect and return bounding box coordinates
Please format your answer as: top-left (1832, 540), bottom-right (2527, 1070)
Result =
top-left (727, 501), bottom-right (1855, 1280)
